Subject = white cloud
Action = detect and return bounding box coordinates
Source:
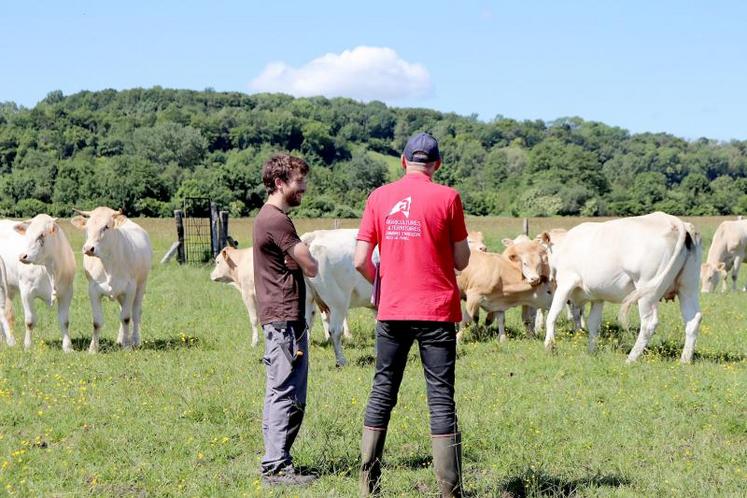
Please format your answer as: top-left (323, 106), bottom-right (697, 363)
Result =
top-left (249, 46), bottom-right (432, 102)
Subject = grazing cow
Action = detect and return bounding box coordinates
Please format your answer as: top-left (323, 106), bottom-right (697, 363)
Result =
top-left (544, 212), bottom-right (702, 363)
top-left (457, 244), bottom-right (553, 342)
top-left (467, 230), bottom-right (488, 252)
top-left (700, 219), bottom-right (747, 292)
top-left (301, 229), bottom-right (374, 366)
top-left (0, 215), bottom-right (76, 351)
top-left (71, 207), bottom-right (152, 353)
top-left (0, 257), bottom-right (13, 346)
top-left (210, 246), bottom-right (261, 347)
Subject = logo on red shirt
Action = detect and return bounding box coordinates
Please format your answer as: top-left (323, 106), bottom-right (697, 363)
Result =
top-left (387, 196), bottom-right (411, 218)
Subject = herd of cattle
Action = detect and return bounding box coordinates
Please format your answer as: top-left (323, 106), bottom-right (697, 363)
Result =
top-left (0, 208), bottom-right (745, 367)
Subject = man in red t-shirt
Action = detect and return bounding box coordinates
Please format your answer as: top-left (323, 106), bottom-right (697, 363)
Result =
top-left (354, 132), bottom-right (470, 497)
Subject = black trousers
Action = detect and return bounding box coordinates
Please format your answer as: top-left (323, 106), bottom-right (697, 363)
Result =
top-left (363, 320), bottom-right (458, 435)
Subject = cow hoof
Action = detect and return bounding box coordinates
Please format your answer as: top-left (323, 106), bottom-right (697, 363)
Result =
top-left (88, 347), bottom-right (98, 354)
top-left (499, 335), bottom-right (508, 343)
top-left (335, 359), bottom-right (347, 368)
top-left (544, 342), bottom-right (556, 353)
top-left (6, 337), bottom-right (16, 347)
top-left (63, 345), bottom-right (73, 353)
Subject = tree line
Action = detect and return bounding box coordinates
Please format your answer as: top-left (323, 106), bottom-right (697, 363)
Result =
top-left (0, 87), bottom-right (745, 218)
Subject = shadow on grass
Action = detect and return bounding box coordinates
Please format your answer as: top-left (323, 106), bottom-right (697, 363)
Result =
top-left (46, 335), bottom-right (204, 352)
top-left (499, 468), bottom-right (630, 497)
top-left (297, 454), bottom-right (359, 477)
top-left (642, 341), bottom-right (744, 363)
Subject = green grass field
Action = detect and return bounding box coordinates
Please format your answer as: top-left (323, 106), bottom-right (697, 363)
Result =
top-left (0, 216), bottom-right (744, 497)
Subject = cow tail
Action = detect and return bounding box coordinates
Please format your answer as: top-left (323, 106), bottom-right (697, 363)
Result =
top-left (618, 220), bottom-right (691, 327)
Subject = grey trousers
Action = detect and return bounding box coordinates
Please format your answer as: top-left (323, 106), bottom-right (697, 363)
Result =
top-left (261, 320), bottom-right (309, 475)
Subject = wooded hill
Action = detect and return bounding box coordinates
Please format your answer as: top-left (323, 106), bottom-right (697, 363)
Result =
top-left (1, 88), bottom-right (745, 218)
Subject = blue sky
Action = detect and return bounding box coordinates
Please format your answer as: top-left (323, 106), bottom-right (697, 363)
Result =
top-left (2, 0), bottom-right (746, 140)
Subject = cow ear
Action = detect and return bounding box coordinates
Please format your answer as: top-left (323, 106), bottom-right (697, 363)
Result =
top-left (48, 224), bottom-right (57, 235)
top-left (501, 238), bottom-right (514, 247)
top-left (13, 222), bottom-right (29, 235)
top-left (70, 216), bottom-right (87, 230)
top-left (112, 213), bottom-right (127, 228)
top-left (537, 232), bottom-right (551, 246)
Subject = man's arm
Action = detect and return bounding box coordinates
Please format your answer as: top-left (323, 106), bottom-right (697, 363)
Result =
top-left (354, 240), bottom-right (376, 284)
top-left (289, 242), bottom-right (318, 278)
top-left (453, 238), bottom-right (470, 271)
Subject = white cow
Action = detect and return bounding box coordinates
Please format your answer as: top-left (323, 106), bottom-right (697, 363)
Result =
top-left (700, 219), bottom-right (747, 292)
top-left (544, 212), bottom-right (702, 363)
top-left (302, 229), bottom-right (374, 367)
top-left (71, 207), bottom-right (152, 352)
top-left (0, 215), bottom-right (76, 351)
top-left (210, 246), bottom-right (261, 347)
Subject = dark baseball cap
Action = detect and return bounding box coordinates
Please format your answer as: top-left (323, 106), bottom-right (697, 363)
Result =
top-left (403, 132), bottom-right (440, 163)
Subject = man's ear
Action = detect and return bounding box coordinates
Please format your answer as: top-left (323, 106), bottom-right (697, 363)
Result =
top-left (13, 222), bottom-right (29, 235)
top-left (433, 159), bottom-right (442, 171)
top-left (70, 216), bottom-right (87, 230)
top-left (401, 155), bottom-right (407, 169)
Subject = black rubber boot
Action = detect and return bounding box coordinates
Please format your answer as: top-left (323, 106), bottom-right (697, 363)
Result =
top-left (431, 432), bottom-right (463, 497)
top-left (360, 426), bottom-right (387, 496)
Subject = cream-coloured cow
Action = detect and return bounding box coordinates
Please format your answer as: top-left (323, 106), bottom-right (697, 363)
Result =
top-left (0, 215), bottom-right (76, 351)
top-left (457, 242), bottom-right (553, 342)
top-left (71, 207), bottom-right (152, 352)
top-left (210, 246), bottom-right (261, 347)
top-left (544, 212), bottom-right (702, 363)
top-left (700, 219), bottom-right (747, 292)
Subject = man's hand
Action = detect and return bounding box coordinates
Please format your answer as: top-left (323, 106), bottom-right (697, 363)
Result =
top-left (354, 240), bottom-right (376, 284)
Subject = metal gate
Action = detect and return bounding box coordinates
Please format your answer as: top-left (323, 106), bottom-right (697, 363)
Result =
top-left (182, 197), bottom-right (213, 264)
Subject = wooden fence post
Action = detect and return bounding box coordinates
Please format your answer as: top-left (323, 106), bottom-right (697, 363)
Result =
top-left (174, 209), bottom-right (185, 264)
top-left (523, 218), bottom-right (529, 236)
top-left (210, 202), bottom-right (220, 259)
top-left (219, 211), bottom-right (229, 250)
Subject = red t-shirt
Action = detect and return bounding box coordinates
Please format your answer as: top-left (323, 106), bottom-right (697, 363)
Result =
top-left (357, 172), bottom-right (468, 322)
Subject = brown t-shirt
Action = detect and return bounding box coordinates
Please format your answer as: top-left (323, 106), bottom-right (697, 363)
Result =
top-left (253, 204), bottom-right (306, 325)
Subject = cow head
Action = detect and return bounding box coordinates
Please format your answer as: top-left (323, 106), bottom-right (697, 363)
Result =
top-left (502, 239), bottom-right (550, 286)
top-left (211, 247), bottom-right (239, 283)
top-left (71, 207), bottom-right (127, 258)
top-left (14, 214), bottom-right (60, 265)
top-left (700, 262), bottom-right (726, 293)
top-left (467, 231), bottom-right (487, 252)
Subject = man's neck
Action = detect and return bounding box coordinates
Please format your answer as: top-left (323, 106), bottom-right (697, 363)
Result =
top-left (404, 168), bottom-right (433, 178)
top-left (266, 193), bottom-right (289, 213)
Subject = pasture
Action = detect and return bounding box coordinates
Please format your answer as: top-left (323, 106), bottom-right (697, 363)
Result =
top-left (0, 216), bottom-right (744, 497)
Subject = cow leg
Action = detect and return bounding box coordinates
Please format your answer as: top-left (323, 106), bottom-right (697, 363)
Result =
top-left (586, 302), bottom-right (604, 353)
top-left (342, 318), bottom-right (353, 340)
top-left (496, 311), bottom-right (507, 342)
top-left (0, 308), bottom-right (13, 347)
top-left (241, 291), bottom-right (260, 347)
top-left (731, 255), bottom-right (743, 292)
top-left (534, 308), bottom-right (545, 333)
top-left (116, 292), bottom-right (135, 348)
top-left (89, 287), bottom-right (104, 353)
top-left (522, 306), bottom-right (536, 338)
top-left (1, 295), bottom-right (16, 347)
top-left (320, 309), bottom-right (332, 342)
top-left (626, 299), bottom-right (659, 363)
top-left (677, 289), bottom-right (702, 364)
top-left (131, 286), bottom-right (145, 348)
top-left (328, 311), bottom-right (347, 367)
top-left (57, 289), bottom-right (73, 353)
top-left (545, 282), bottom-right (575, 351)
top-left (20, 289), bottom-right (35, 351)
top-left (484, 311), bottom-right (496, 329)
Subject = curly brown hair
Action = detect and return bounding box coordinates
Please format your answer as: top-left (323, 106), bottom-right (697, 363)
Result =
top-left (262, 154), bottom-right (310, 194)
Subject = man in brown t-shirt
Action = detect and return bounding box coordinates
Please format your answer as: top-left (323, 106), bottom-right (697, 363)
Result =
top-left (252, 154), bottom-right (318, 486)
